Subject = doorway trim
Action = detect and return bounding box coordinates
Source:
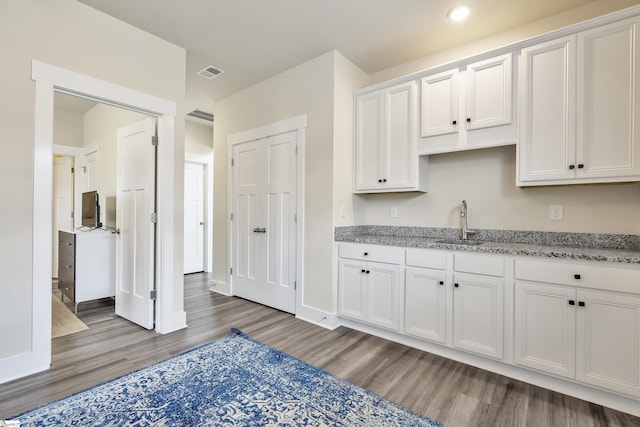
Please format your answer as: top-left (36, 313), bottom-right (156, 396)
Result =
top-left (226, 114), bottom-right (306, 313)
top-left (18, 60), bottom-right (186, 382)
top-left (185, 153), bottom-right (214, 273)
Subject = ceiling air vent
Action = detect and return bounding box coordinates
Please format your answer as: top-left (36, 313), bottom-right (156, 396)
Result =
top-left (187, 109), bottom-right (214, 122)
top-left (197, 65), bottom-right (224, 80)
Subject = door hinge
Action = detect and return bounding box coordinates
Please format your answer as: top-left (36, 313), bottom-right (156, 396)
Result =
top-left (230, 267), bottom-right (233, 275)
top-left (151, 212), bottom-right (157, 223)
top-left (231, 158), bottom-right (234, 166)
top-left (294, 281), bottom-right (297, 290)
top-left (230, 213), bottom-right (233, 221)
top-left (71, 167), bottom-right (75, 173)
top-left (70, 211), bottom-right (74, 219)
top-left (295, 145), bottom-right (298, 155)
top-left (152, 136), bottom-right (159, 146)
top-left (82, 166), bottom-right (87, 173)
top-left (150, 289), bottom-right (157, 300)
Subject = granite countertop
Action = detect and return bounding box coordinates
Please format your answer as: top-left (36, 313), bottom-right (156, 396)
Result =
top-left (335, 226), bottom-right (640, 264)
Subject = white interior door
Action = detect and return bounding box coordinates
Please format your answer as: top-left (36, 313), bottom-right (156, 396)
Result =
top-left (52, 155), bottom-right (74, 278)
top-left (231, 131), bottom-right (297, 314)
top-left (115, 117), bottom-right (156, 330)
top-left (184, 162), bottom-right (205, 274)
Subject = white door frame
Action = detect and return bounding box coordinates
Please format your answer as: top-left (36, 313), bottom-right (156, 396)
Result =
top-left (185, 153), bottom-right (214, 273)
top-left (227, 114), bottom-right (306, 313)
top-left (12, 60), bottom-right (185, 382)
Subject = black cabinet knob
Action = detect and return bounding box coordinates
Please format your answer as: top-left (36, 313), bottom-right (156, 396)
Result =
top-left (378, 179), bottom-right (382, 183)
top-left (439, 281), bottom-right (444, 285)
top-left (361, 269), bottom-right (365, 273)
top-left (569, 165), bottom-right (575, 170)
top-left (363, 252), bottom-right (368, 256)
top-left (366, 270), bottom-right (370, 274)
top-left (466, 118), bottom-right (471, 123)
top-left (578, 164), bottom-right (584, 169)
top-left (578, 301), bottom-right (585, 307)
top-left (568, 300), bottom-right (576, 305)
top-left (382, 179), bottom-right (387, 183)
top-left (452, 120), bottom-right (457, 125)
top-left (574, 274), bottom-right (581, 280)
top-left (454, 283), bottom-right (459, 288)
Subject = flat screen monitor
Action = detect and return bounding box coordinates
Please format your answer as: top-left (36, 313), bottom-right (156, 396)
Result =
top-left (81, 190), bottom-right (101, 228)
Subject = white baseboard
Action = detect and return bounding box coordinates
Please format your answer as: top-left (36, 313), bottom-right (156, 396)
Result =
top-left (0, 351), bottom-right (49, 385)
top-left (295, 304), bottom-right (341, 330)
top-left (157, 310), bottom-right (187, 334)
top-left (209, 280), bottom-right (231, 296)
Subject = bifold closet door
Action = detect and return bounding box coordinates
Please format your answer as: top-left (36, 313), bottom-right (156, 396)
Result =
top-left (232, 131), bottom-right (297, 314)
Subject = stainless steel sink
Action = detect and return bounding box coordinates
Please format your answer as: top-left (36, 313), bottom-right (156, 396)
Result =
top-left (435, 239), bottom-right (484, 246)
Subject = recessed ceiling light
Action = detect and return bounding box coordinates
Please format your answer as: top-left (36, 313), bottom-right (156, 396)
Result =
top-left (448, 5), bottom-right (471, 22)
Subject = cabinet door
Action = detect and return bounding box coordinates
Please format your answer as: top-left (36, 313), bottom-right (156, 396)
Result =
top-left (453, 273), bottom-right (504, 359)
top-left (405, 267), bottom-right (446, 343)
top-left (366, 261), bottom-right (402, 331)
top-left (466, 53), bottom-right (512, 130)
top-left (514, 281), bottom-right (576, 378)
top-left (383, 81), bottom-right (418, 189)
top-left (354, 90), bottom-right (384, 191)
top-left (518, 36), bottom-right (576, 183)
top-left (576, 290), bottom-right (640, 397)
top-left (338, 259), bottom-right (367, 321)
top-left (421, 69), bottom-right (459, 137)
top-left (576, 17), bottom-right (640, 180)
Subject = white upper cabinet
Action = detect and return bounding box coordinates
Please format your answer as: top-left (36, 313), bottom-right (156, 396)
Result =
top-left (354, 80), bottom-right (428, 193)
top-left (518, 16), bottom-right (640, 186)
top-left (419, 53), bottom-right (516, 154)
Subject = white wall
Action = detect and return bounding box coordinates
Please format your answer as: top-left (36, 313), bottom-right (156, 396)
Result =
top-left (185, 120), bottom-right (214, 156)
top-left (54, 108), bottom-right (83, 147)
top-left (357, 0), bottom-right (640, 235)
top-left (214, 50), bottom-right (365, 313)
top-left (0, 0), bottom-right (185, 367)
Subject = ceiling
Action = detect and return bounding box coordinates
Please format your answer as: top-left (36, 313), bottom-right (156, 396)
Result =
top-left (77, 0), bottom-right (600, 117)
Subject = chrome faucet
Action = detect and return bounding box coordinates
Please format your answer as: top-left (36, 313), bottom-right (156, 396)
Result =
top-left (460, 200), bottom-right (476, 240)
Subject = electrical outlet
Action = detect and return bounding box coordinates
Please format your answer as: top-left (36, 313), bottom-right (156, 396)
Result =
top-left (549, 205), bottom-right (564, 221)
top-left (390, 207), bottom-right (398, 218)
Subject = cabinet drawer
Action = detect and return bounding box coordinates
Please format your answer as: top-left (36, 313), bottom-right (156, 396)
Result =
top-left (58, 231), bottom-right (75, 256)
top-left (515, 258), bottom-right (640, 294)
top-left (406, 248), bottom-right (447, 270)
top-left (58, 254), bottom-right (75, 280)
top-left (338, 243), bottom-right (403, 264)
top-left (454, 253), bottom-right (504, 277)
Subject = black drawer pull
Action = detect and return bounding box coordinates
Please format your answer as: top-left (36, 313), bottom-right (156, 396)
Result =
top-left (361, 269), bottom-right (365, 273)
top-left (452, 120), bottom-right (457, 125)
top-left (578, 301), bottom-right (585, 307)
top-left (439, 281), bottom-right (444, 285)
top-left (574, 274), bottom-right (581, 280)
top-left (454, 283), bottom-right (459, 288)
top-left (568, 300), bottom-right (575, 305)
top-left (569, 164), bottom-right (575, 170)
top-left (578, 164), bottom-right (584, 169)
top-left (366, 270), bottom-right (370, 274)
top-left (363, 252), bottom-right (368, 256)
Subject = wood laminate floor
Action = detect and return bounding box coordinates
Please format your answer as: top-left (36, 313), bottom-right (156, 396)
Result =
top-left (1, 273), bottom-right (639, 426)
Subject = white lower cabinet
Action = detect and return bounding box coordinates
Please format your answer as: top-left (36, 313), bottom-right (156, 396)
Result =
top-left (404, 248), bottom-right (448, 343)
top-left (515, 259), bottom-right (640, 398)
top-left (337, 242), bottom-right (640, 407)
top-left (453, 272), bottom-right (504, 360)
top-left (338, 243), bottom-right (402, 331)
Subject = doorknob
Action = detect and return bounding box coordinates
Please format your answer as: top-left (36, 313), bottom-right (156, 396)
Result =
top-left (253, 227), bottom-right (267, 233)
top-left (199, 222), bottom-right (204, 225)
top-left (111, 228), bottom-right (121, 235)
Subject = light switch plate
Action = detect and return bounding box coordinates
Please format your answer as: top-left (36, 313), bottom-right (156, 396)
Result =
top-left (390, 207), bottom-right (398, 218)
top-left (549, 205), bottom-right (564, 221)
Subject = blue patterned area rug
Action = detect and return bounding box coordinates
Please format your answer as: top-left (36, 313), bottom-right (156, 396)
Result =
top-left (15, 328), bottom-right (442, 426)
